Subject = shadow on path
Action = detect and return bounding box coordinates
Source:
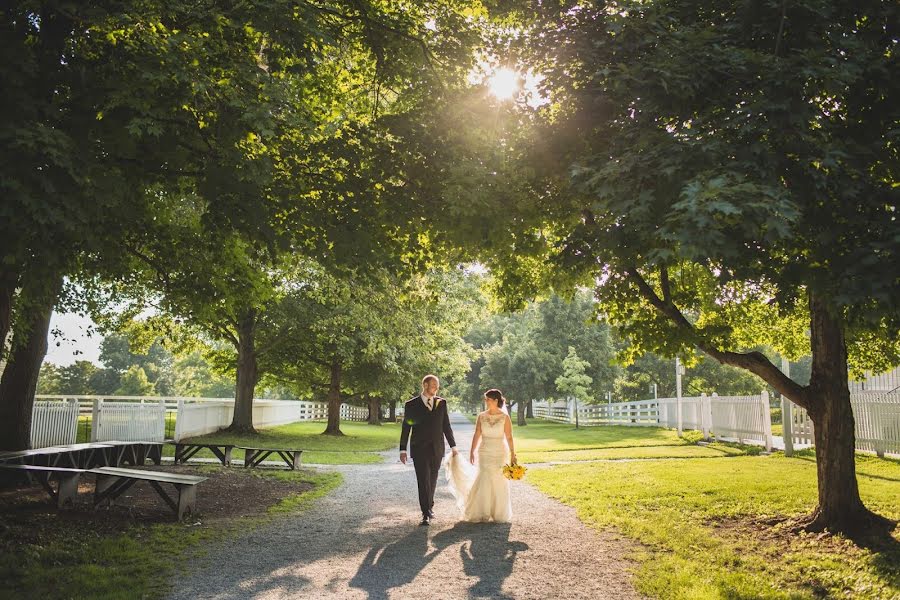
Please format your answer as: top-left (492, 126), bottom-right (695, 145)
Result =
top-left (349, 521), bottom-right (528, 600)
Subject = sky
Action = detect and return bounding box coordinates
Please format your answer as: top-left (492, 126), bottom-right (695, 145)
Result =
top-left (45, 311), bottom-right (104, 366)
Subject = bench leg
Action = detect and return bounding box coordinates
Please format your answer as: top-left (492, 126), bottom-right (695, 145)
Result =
top-left (149, 445), bottom-right (162, 465)
top-left (223, 446), bottom-right (232, 467)
top-left (292, 452), bottom-right (301, 470)
top-left (57, 473), bottom-right (80, 509)
top-left (94, 475), bottom-right (137, 508)
top-left (176, 485), bottom-right (197, 521)
top-left (243, 449), bottom-right (256, 467)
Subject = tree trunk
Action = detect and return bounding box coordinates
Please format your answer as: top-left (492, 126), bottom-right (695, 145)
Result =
top-left (389, 400), bottom-right (397, 422)
top-left (322, 357), bottom-right (343, 436)
top-left (0, 267), bottom-right (19, 366)
top-left (0, 274), bottom-right (60, 450)
top-left (227, 310), bottom-right (258, 434)
top-left (517, 398), bottom-right (527, 426)
top-left (526, 399), bottom-right (534, 419)
top-left (802, 294), bottom-right (887, 534)
top-left (367, 395), bottom-right (382, 425)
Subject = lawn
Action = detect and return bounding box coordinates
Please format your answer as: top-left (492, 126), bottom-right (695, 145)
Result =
top-left (528, 452), bottom-right (900, 599)
top-left (511, 419), bottom-right (689, 453)
top-left (171, 420), bottom-right (400, 464)
top-left (507, 419), bottom-right (703, 463)
top-left (519, 444), bottom-right (733, 463)
top-left (0, 468), bottom-right (342, 600)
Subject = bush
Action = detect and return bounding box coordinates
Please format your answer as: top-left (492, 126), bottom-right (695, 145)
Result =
top-left (770, 407), bottom-right (782, 424)
top-left (681, 430), bottom-right (705, 444)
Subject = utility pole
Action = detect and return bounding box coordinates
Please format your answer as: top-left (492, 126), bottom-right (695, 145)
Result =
top-left (675, 357), bottom-right (684, 436)
top-left (781, 357), bottom-right (793, 457)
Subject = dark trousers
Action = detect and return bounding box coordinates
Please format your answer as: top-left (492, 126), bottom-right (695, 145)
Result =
top-left (412, 447), bottom-right (442, 515)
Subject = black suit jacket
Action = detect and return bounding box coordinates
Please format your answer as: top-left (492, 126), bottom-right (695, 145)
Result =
top-left (399, 395), bottom-right (456, 457)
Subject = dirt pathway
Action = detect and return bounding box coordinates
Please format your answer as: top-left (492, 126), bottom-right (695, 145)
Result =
top-left (169, 414), bottom-right (641, 600)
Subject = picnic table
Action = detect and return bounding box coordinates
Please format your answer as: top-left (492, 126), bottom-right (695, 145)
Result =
top-left (0, 446), bottom-right (87, 468)
top-left (0, 463), bottom-right (84, 508)
top-left (168, 442), bottom-right (234, 466)
top-left (240, 447), bottom-right (303, 470)
top-left (54, 443), bottom-right (117, 469)
top-left (103, 441), bottom-right (163, 466)
top-left (91, 466), bottom-right (207, 520)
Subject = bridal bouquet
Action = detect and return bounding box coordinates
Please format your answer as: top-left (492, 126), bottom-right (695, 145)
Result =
top-left (502, 461), bottom-right (527, 480)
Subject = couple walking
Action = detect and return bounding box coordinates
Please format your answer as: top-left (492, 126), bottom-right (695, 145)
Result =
top-left (399, 374), bottom-right (516, 526)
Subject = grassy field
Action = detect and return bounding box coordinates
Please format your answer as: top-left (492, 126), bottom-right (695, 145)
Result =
top-left (528, 452), bottom-right (900, 599)
top-left (1, 468), bottom-right (342, 600)
top-left (507, 419), bottom-right (708, 463)
top-left (171, 421), bottom-right (400, 464)
top-left (511, 419), bottom-right (688, 451)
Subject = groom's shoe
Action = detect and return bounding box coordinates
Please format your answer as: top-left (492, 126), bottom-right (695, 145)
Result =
top-left (420, 514), bottom-right (431, 526)
top-left (427, 509), bottom-right (435, 519)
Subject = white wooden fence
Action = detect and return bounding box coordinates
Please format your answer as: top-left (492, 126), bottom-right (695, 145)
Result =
top-left (536, 392), bottom-right (772, 452)
top-left (31, 399), bottom-right (79, 448)
top-left (784, 390), bottom-right (900, 457)
top-left (29, 395), bottom-right (377, 447)
top-left (92, 399), bottom-right (167, 442)
top-left (534, 389), bottom-right (900, 456)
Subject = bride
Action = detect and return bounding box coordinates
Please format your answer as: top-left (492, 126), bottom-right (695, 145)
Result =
top-left (446, 389), bottom-right (516, 523)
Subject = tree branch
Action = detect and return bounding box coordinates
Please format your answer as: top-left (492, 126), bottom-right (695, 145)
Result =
top-left (626, 266), bottom-right (810, 408)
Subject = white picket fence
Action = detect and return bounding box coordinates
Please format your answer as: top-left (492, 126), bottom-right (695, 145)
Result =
top-left (92, 399), bottom-right (167, 442)
top-left (31, 399), bottom-right (79, 447)
top-left (534, 389), bottom-right (900, 456)
top-left (784, 390), bottom-right (900, 457)
top-left (536, 392), bottom-right (773, 451)
top-left (29, 395), bottom-right (376, 448)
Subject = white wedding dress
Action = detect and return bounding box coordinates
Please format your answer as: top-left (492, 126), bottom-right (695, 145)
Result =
top-left (445, 412), bottom-right (512, 523)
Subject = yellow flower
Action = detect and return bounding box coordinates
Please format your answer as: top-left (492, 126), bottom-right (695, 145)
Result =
top-left (502, 461), bottom-right (527, 480)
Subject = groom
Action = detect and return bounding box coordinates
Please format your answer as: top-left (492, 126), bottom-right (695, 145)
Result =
top-left (400, 374), bottom-right (458, 526)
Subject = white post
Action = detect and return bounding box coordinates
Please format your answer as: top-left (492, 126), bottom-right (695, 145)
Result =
top-left (158, 399), bottom-right (166, 442)
top-left (675, 358), bottom-right (684, 436)
top-left (780, 357), bottom-right (794, 457)
top-left (700, 393), bottom-right (710, 439)
top-left (760, 391), bottom-right (773, 451)
top-left (175, 399), bottom-right (185, 442)
top-left (91, 399), bottom-right (101, 442)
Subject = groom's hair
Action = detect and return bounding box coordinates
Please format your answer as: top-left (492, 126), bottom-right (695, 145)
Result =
top-left (421, 374), bottom-right (439, 389)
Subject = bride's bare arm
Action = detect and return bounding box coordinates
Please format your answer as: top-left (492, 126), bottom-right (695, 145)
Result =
top-left (504, 414), bottom-right (516, 463)
top-left (470, 415), bottom-right (482, 464)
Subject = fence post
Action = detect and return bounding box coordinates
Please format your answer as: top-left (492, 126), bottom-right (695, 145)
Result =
top-left (158, 399), bottom-right (166, 442)
top-left (175, 399), bottom-right (185, 442)
top-left (700, 393), bottom-right (711, 440)
top-left (782, 397), bottom-right (794, 457)
top-left (761, 391), bottom-right (773, 451)
top-left (67, 398), bottom-right (78, 444)
top-left (91, 399), bottom-right (101, 442)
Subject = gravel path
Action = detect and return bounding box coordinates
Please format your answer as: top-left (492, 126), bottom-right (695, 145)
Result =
top-left (169, 414), bottom-right (641, 600)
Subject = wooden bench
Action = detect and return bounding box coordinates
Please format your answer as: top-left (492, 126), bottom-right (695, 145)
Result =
top-left (168, 442), bottom-right (234, 466)
top-left (53, 443), bottom-right (116, 469)
top-left (102, 441), bottom-right (163, 466)
top-left (240, 447), bottom-right (303, 470)
top-left (90, 467), bottom-right (207, 520)
top-left (0, 463), bottom-right (85, 508)
top-left (0, 446), bottom-right (83, 468)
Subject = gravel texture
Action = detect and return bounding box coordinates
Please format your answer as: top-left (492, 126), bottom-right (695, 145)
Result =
top-left (169, 414), bottom-right (641, 600)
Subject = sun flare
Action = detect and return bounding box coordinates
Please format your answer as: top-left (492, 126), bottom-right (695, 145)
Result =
top-left (488, 67), bottom-right (520, 100)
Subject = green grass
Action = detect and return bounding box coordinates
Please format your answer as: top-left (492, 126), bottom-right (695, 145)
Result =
top-left (519, 444), bottom-right (733, 463)
top-left (528, 453), bottom-right (900, 599)
top-left (173, 420), bottom-right (400, 464)
top-left (0, 469), bottom-right (342, 600)
top-left (511, 419), bottom-right (689, 453)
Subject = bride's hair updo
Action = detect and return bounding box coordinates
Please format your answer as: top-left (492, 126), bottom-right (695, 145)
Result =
top-left (484, 389), bottom-right (505, 408)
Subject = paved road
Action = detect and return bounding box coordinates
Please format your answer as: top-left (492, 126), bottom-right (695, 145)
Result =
top-left (169, 414), bottom-right (640, 600)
